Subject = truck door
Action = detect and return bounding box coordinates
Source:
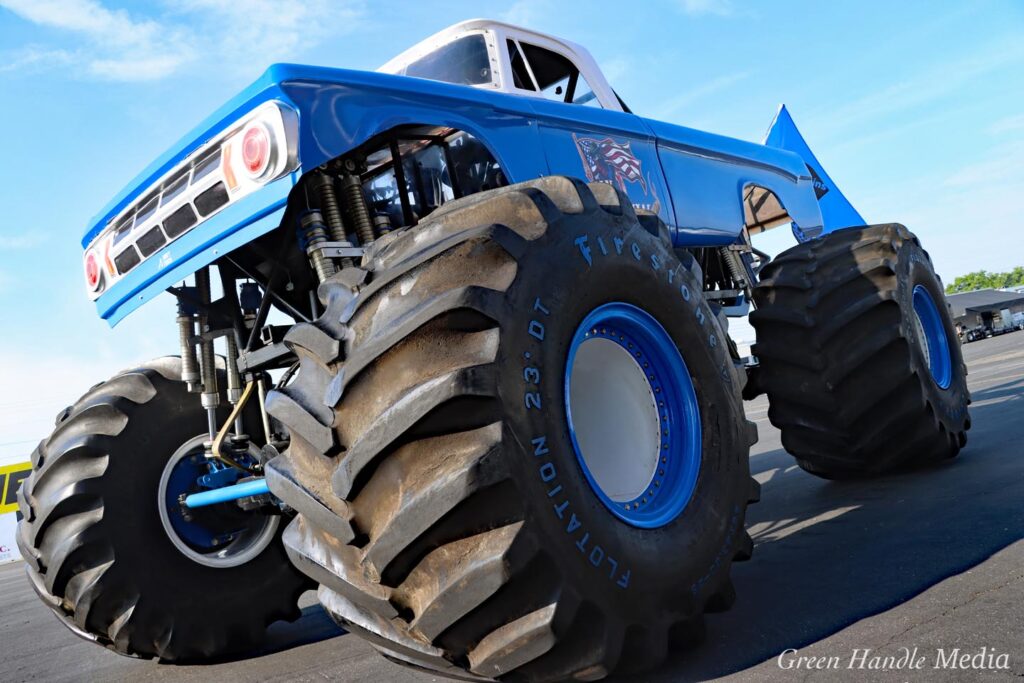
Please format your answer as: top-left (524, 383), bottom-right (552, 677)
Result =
top-left (503, 38), bottom-right (672, 225)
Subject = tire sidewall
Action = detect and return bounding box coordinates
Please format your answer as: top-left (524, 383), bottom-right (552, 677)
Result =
top-left (92, 370), bottom-right (295, 632)
top-left (897, 243), bottom-right (970, 427)
top-left (496, 211), bottom-right (749, 621)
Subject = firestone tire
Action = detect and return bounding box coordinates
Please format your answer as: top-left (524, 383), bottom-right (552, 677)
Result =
top-left (16, 357), bottom-right (310, 661)
top-left (750, 224), bottom-right (971, 478)
top-left (266, 177), bottom-right (759, 682)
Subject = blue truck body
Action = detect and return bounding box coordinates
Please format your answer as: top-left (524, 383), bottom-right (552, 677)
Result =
top-left (34, 26), bottom-right (967, 679)
top-left (88, 63), bottom-right (851, 325)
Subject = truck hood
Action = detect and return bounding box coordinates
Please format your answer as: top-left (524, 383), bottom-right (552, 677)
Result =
top-left (83, 65), bottom-right (299, 248)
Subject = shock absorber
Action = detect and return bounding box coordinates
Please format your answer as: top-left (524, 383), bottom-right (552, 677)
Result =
top-left (176, 297), bottom-right (201, 393)
top-left (194, 267), bottom-right (220, 439)
top-left (225, 335), bottom-right (243, 406)
top-left (297, 210), bottom-right (335, 283)
top-left (239, 281), bottom-right (261, 329)
top-left (719, 246), bottom-right (748, 289)
top-left (311, 172), bottom-right (355, 269)
top-left (340, 173), bottom-right (376, 246)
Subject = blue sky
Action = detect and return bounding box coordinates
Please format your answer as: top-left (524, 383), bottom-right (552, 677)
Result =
top-left (0, 0), bottom-right (1022, 460)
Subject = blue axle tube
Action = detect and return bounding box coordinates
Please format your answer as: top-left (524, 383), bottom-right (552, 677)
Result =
top-left (183, 478), bottom-right (270, 509)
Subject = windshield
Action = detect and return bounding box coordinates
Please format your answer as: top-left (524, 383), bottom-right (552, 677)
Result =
top-left (401, 33), bottom-right (493, 86)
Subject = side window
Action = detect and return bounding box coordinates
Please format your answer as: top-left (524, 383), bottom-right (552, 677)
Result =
top-left (506, 39), bottom-right (535, 91)
top-left (541, 73), bottom-right (571, 102)
top-left (519, 42), bottom-right (573, 102)
top-left (403, 34), bottom-right (493, 86)
top-left (572, 74), bottom-right (600, 107)
top-left (517, 41), bottom-right (602, 109)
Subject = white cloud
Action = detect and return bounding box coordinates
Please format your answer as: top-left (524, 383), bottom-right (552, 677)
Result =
top-left (676, 0), bottom-right (734, 16)
top-left (1, 0), bottom-right (147, 33)
top-left (0, 0), bottom-right (363, 82)
top-left (989, 114), bottom-right (1024, 136)
top-left (600, 57), bottom-right (630, 85)
top-left (0, 345), bottom-right (135, 462)
top-left (0, 0), bottom-right (194, 81)
top-left (173, 0), bottom-right (362, 70)
top-left (0, 232), bottom-right (48, 249)
top-left (500, 0), bottom-right (541, 26)
top-left (0, 44), bottom-right (76, 73)
top-left (809, 37), bottom-right (1024, 142)
top-left (943, 141), bottom-right (1024, 189)
top-left (851, 140), bottom-right (1024, 281)
top-left (651, 70), bottom-right (750, 119)
top-left (901, 183), bottom-right (1024, 281)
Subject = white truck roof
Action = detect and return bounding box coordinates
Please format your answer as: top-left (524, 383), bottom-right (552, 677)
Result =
top-left (379, 19), bottom-right (625, 112)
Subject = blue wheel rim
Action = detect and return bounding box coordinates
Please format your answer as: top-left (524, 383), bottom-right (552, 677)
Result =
top-left (162, 454), bottom-right (225, 548)
top-left (912, 284), bottom-right (953, 390)
top-left (157, 435), bottom-right (279, 568)
top-left (564, 302), bottom-right (701, 528)
top-left (163, 451), bottom-right (244, 549)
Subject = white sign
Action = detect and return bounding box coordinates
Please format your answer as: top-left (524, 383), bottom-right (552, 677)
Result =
top-left (0, 513), bottom-right (18, 564)
top-left (0, 462), bottom-right (31, 564)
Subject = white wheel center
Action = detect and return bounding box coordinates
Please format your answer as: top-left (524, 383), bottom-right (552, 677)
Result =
top-left (568, 337), bottom-right (662, 502)
top-left (913, 308), bottom-right (931, 367)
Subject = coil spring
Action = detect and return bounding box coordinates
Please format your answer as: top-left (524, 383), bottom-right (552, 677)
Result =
top-left (315, 173), bottom-right (347, 243)
top-left (177, 308), bottom-right (200, 391)
top-left (341, 174), bottom-right (376, 246)
top-left (719, 247), bottom-right (747, 288)
top-left (194, 268), bottom-right (219, 405)
top-left (298, 210), bottom-right (336, 282)
top-left (373, 214), bottom-right (392, 235)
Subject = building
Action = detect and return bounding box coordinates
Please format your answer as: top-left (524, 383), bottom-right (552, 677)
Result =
top-left (946, 289), bottom-right (1024, 330)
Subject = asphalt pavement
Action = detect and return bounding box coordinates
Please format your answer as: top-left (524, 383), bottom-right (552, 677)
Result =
top-left (2, 332), bottom-right (1022, 682)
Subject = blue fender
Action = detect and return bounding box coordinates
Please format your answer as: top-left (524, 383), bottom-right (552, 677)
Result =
top-left (763, 105), bottom-right (865, 237)
top-left (91, 65), bottom-right (550, 325)
top-left (89, 66), bottom-right (850, 325)
top-left (646, 117), bottom-right (825, 245)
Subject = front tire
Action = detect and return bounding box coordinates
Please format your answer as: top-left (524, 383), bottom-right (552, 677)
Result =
top-left (17, 358), bottom-right (309, 661)
top-left (266, 177), bottom-right (759, 682)
top-left (750, 224), bottom-right (971, 478)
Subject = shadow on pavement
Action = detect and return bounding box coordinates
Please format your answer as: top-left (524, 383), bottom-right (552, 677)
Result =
top-left (259, 604), bottom-right (347, 656)
top-left (186, 603), bottom-right (348, 666)
top-left (619, 374), bottom-right (1024, 682)
top-left (174, 374), bottom-right (1022, 677)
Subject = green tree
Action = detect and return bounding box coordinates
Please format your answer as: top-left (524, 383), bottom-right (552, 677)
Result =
top-left (946, 267), bottom-right (1024, 294)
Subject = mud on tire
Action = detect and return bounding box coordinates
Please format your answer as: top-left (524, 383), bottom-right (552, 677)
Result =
top-left (750, 224), bottom-right (971, 478)
top-left (17, 358), bottom-right (309, 661)
top-left (266, 177), bottom-right (760, 681)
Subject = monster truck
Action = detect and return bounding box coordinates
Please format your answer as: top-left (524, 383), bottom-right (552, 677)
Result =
top-left (18, 19), bottom-right (970, 681)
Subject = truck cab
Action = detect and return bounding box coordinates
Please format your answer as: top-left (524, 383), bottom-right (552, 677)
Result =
top-left (380, 19), bottom-right (626, 111)
top-left (385, 20), bottom-right (824, 252)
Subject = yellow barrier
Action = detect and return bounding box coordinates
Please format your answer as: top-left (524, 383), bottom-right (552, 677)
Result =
top-left (0, 462), bottom-right (31, 515)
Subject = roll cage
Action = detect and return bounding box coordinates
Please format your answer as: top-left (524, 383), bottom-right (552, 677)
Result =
top-left (379, 19), bottom-right (626, 112)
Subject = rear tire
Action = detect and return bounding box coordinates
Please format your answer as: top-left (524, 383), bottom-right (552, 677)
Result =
top-left (750, 224), bottom-right (971, 478)
top-left (267, 177), bottom-right (759, 682)
top-left (17, 358), bottom-right (309, 661)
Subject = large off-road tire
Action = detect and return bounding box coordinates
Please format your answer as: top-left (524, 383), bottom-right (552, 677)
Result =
top-left (750, 224), bottom-right (971, 478)
top-left (266, 177), bottom-right (759, 682)
top-left (16, 357), bottom-right (309, 661)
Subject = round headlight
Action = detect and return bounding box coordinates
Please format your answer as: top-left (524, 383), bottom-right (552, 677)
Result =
top-left (84, 249), bottom-right (102, 291)
top-left (241, 123), bottom-right (272, 178)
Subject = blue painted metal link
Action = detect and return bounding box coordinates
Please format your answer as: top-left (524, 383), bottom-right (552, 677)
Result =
top-left (183, 478), bottom-right (270, 509)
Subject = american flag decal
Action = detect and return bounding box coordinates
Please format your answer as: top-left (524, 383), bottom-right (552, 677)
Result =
top-left (573, 134), bottom-right (647, 194)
